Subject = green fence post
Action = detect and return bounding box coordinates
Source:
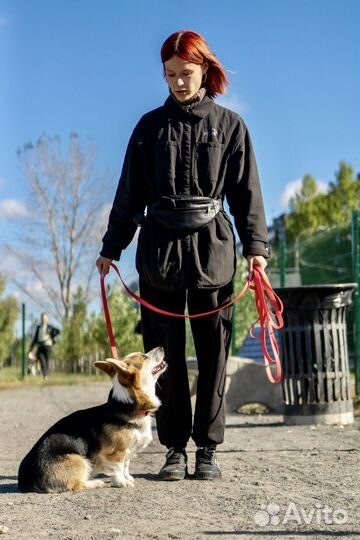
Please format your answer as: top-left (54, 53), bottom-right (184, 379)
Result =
top-left (21, 303), bottom-right (26, 379)
top-left (352, 211), bottom-right (360, 396)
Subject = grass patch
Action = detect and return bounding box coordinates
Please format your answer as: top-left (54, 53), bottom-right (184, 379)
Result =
top-left (237, 403), bottom-right (270, 415)
top-left (0, 366), bottom-right (107, 389)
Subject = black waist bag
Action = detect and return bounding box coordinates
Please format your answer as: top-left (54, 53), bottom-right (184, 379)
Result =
top-left (149, 195), bottom-right (222, 232)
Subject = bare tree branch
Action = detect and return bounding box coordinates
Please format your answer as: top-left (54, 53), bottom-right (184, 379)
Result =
top-left (12, 133), bottom-right (112, 321)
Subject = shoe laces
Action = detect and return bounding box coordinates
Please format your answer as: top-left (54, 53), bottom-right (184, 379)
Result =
top-left (197, 446), bottom-right (217, 464)
top-left (166, 448), bottom-right (186, 465)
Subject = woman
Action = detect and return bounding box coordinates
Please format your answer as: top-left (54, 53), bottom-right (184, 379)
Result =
top-left (96, 30), bottom-right (271, 481)
top-left (29, 312), bottom-right (60, 379)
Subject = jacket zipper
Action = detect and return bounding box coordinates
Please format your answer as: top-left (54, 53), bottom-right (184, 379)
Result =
top-left (184, 116), bottom-right (194, 262)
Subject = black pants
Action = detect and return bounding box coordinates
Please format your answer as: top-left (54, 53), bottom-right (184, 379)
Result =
top-left (139, 279), bottom-right (233, 449)
top-left (37, 345), bottom-right (52, 378)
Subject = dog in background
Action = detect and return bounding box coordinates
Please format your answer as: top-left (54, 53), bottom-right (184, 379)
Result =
top-left (18, 346), bottom-right (166, 493)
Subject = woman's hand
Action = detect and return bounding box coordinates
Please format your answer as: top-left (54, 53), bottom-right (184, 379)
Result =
top-left (247, 255), bottom-right (268, 273)
top-left (96, 256), bottom-right (113, 275)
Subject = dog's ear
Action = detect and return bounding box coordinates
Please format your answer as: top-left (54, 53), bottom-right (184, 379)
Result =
top-left (106, 358), bottom-right (136, 386)
top-left (94, 361), bottom-right (117, 378)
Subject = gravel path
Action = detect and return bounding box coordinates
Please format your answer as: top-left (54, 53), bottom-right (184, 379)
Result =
top-left (0, 383), bottom-right (359, 540)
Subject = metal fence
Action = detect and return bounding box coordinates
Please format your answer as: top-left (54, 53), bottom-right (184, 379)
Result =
top-left (267, 212), bottom-right (360, 394)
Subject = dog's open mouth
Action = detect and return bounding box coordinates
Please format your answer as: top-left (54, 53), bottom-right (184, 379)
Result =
top-left (152, 360), bottom-right (167, 375)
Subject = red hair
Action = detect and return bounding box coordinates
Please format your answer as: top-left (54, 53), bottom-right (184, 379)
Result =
top-left (160, 30), bottom-right (228, 99)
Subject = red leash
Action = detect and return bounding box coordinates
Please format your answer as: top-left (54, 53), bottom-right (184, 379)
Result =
top-left (100, 263), bottom-right (283, 383)
top-left (248, 268), bottom-right (283, 384)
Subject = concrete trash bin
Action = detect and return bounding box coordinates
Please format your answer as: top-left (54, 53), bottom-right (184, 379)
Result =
top-left (275, 284), bottom-right (357, 425)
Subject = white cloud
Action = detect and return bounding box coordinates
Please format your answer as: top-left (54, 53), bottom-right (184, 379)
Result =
top-left (280, 179), bottom-right (303, 208)
top-left (280, 179), bottom-right (330, 209)
top-left (315, 181), bottom-right (330, 194)
top-left (216, 94), bottom-right (248, 115)
top-left (0, 249), bottom-right (34, 281)
top-left (0, 199), bottom-right (31, 219)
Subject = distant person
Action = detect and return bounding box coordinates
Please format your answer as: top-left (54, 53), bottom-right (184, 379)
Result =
top-left (96, 30), bottom-right (270, 481)
top-left (29, 313), bottom-right (60, 379)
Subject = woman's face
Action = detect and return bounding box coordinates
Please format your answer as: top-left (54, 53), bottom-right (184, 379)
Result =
top-left (164, 55), bottom-right (208, 102)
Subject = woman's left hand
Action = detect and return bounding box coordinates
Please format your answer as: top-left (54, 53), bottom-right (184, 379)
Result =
top-left (247, 255), bottom-right (268, 273)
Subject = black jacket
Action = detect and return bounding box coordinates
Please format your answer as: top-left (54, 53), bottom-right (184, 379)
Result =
top-left (101, 95), bottom-right (270, 290)
top-left (30, 324), bottom-right (60, 350)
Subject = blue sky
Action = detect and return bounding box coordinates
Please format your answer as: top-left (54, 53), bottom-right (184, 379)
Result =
top-left (0, 0), bottom-right (359, 314)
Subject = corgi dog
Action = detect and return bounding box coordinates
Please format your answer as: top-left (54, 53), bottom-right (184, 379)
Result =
top-left (18, 346), bottom-right (166, 493)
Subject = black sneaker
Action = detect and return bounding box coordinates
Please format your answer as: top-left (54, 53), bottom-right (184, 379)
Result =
top-left (194, 445), bottom-right (221, 480)
top-left (158, 448), bottom-right (188, 480)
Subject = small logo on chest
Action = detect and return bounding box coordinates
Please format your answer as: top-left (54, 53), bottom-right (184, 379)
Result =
top-left (202, 128), bottom-right (219, 141)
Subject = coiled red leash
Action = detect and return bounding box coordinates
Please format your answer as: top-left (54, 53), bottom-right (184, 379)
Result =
top-left (248, 267), bottom-right (284, 384)
top-left (100, 262), bottom-right (283, 383)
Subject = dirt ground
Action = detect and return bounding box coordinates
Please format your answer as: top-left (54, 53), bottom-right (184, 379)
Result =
top-left (0, 383), bottom-right (359, 540)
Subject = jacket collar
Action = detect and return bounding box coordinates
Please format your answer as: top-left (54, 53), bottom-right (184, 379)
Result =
top-left (164, 94), bottom-right (214, 119)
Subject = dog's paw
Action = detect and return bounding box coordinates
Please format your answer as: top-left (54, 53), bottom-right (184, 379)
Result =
top-left (84, 479), bottom-right (106, 489)
top-left (111, 475), bottom-right (134, 488)
top-left (124, 473), bottom-right (135, 486)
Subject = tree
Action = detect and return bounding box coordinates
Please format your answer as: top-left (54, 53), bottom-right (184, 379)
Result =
top-left (289, 174), bottom-right (319, 211)
top-left (285, 162), bottom-right (360, 240)
top-left (55, 281), bottom-right (143, 372)
top-left (0, 275), bottom-right (18, 365)
top-left (10, 133), bottom-right (112, 321)
top-left (55, 286), bottom-right (88, 372)
top-left (87, 281), bottom-right (143, 359)
top-left (326, 161), bottom-right (360, 225)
